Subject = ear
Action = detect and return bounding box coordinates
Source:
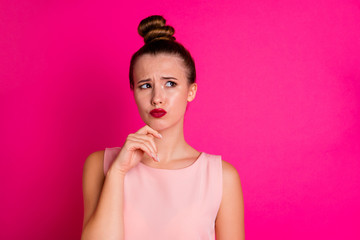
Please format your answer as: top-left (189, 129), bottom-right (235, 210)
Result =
top-left (187, 83), bottom-right (198, 102)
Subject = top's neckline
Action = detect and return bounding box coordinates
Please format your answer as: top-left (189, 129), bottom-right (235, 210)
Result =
top-left (138, 152), bottom-right (204, 171)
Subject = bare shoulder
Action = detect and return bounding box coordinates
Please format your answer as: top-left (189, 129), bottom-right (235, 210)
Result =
top-left (221, 160), bottom-right (242, 185)
top-left (216, 160), bottom-right (245, 239)
top-left (220, 160), bottom-right (243, 199)
top-left (220, 160), bottom-right (243, 204)
top-left (82, 150), bottom-right (106, 230)
top-left (83, 150), bottom-right (105, 177)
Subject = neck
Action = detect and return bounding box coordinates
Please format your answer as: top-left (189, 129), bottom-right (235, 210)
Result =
top-left (153, 116), bottom-right (190, 163)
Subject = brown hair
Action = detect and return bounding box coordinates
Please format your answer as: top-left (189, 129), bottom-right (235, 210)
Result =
top-left (129, 15), bottom-right (196, 90)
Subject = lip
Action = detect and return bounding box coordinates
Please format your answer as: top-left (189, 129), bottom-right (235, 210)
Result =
top-left (150, 108), bottom-right (167, 118)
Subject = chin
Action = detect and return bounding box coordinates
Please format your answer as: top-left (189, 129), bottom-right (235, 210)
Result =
top-left (146, 122), bottom-right (168, 131)
top-left (143, 118), bottom-right (172, 132)
top-left (141, 113), bottom-right (183, 131)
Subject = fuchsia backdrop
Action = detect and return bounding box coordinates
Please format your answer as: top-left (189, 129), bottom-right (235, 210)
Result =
top-left (1, 0), bottom-right (359, 239)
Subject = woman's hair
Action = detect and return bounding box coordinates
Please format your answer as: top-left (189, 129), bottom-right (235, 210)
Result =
top-left (129, 15), bottom-right (196, 90)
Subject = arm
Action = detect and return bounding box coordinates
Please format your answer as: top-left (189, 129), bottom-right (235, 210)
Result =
top-left (215, 160), bottom-right (245, 240)
top-left (81, 125), bottom-right (161, 240)
top-left (81, 150), bottom-right (126, 240)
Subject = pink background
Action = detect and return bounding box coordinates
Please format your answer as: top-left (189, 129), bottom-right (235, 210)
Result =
top-left (1, 0), bottom-right (359, 239)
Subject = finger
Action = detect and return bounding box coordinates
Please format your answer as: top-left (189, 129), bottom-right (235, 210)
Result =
top-left (127, 138), bottom-right (158, 162)
top-left (131, 133), bottom-right (157, 153)
top-left (128, 135), bottom-right (157, 154)
top-left (127, 141), bottom-right (158, 162)
top-left (136, 125), bottom-right (162, 139)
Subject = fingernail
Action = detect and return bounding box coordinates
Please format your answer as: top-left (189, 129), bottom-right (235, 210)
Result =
top-left (158, 133), bottom-right (162, 138)
top-left (156, 155), bottom-right (160, 162)
top-left (151, 153), bottom-right (156, 160)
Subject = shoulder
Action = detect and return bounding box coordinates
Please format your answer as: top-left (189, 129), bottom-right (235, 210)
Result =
top-left (83, 150), bottom-right (105, 168)
top-left (220, 160), bottom-right (243, 207)
top-left (215, 160), bottom-right (245, 239)
top-left (83, 150), bottom-right (105, 177)
top-left (86, 149), bottom-right (105, 161)
top-left (81, 150), bottom-right (106, 230)
top-left (221, 160), bottom-right (241, 184)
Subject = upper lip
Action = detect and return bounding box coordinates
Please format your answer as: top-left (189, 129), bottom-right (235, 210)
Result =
top-left (150, 108), bottom-right (167, 113)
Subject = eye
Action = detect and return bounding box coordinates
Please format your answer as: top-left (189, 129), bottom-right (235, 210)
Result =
top-left (165, 81), bottom-right (177, 87)
top-left (139, 83), bottom-right (151, 89)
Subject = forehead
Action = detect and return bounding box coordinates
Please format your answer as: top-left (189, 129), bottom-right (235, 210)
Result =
top-left (133, 54), bottom-right (187, 81)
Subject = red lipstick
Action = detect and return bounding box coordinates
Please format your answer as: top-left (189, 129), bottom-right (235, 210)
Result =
top-left (150, 108), bottom-right (167, 118)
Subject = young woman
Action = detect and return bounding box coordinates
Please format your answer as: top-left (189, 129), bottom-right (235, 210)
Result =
top-left (81, 15), bottom-right (245, 240)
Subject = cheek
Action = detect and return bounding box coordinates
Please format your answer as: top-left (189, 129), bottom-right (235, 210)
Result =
top-left (169, 91), bottom-right (188, 112)
top-left (134, 94), bottom-right (147, 110)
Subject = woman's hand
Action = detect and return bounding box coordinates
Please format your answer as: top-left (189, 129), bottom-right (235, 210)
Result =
top-left (109, 125), bottom-right (162, 175)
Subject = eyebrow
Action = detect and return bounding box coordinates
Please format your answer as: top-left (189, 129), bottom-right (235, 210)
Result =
top-left (137, 76), bottom-right (178, 85)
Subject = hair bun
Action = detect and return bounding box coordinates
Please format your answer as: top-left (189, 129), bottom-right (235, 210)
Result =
top-left (138, 15), bottom-right (176, 44)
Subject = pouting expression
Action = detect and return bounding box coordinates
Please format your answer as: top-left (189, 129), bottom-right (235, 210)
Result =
top-left (132, 53), bottom-right (197, 131)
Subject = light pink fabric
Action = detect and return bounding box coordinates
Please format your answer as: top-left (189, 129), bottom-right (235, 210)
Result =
top-left (104, 147), bottom-right (223, 240)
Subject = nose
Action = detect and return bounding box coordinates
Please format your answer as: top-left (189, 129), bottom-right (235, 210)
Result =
top-left (151, 84), bottom-right (165, 107)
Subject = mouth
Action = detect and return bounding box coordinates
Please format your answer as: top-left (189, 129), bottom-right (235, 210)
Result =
top-left (150, 108), bottom-right (167, 118)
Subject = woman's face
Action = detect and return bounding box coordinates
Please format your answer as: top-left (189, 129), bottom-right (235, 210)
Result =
top-left (133, 53), bottom-right (197, 131)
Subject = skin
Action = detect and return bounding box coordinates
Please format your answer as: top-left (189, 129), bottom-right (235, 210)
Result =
top-left (133, 53), bottom-right (245, 238)
top-left (132, 53), bottom-right (200, 167)
top-left (81, 53), bottom-right (245, 239)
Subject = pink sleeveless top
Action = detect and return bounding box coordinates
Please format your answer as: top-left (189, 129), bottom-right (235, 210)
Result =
top-left (104, 147), bottom-right (223, 240)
